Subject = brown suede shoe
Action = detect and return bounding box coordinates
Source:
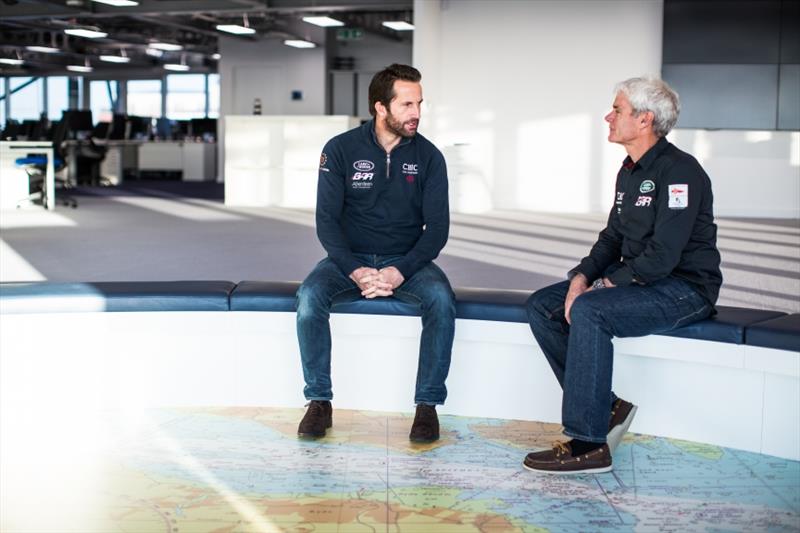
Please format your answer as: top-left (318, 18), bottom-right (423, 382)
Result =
top-left (608, 398), bottom-right (637, 453)
top-left (523, 441), bottom-right (612, 474)
top-left (409, 404), bottom-right (439, 443)
top-left (297, 400), bottom-right (332, 438)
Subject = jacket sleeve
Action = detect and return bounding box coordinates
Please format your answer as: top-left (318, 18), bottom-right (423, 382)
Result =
top-left (570, 203), bottom-right (624, 282)
top-left (393, 151), bottom-right (450, 279)
top-left (606, 160), bottom-right (706, 287)
top-left (315, 140), bottom-right (361, 276)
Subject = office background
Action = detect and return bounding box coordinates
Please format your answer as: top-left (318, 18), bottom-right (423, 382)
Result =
top-left (1, 0), bottom-right (798, 312)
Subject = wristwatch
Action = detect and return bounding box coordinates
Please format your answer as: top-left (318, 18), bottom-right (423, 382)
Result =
top-left (592, 278), bottom-right (606, 290)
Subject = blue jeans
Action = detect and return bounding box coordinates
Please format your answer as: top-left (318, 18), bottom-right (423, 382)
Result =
top-left (296, 254), bottom-right (456, 405)
top-left (526, 277), bottom-right (711, 443)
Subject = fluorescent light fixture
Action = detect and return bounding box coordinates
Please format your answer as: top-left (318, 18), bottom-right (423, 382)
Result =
top-left (284, 39), bottom-right (316, 49)
top-left (145, 47), bottom-right (164, 57)
top-left (164, 63), bottom-right (190, 71)
top-left (211, 53), bottom-right (221, 60)
top-left (26, 45), bottom-right (60, 53)
top-left (149, 42), bottom-right (182, 51)
top-left (0, 58), bottom-right (24, 65)
top-left (64, 28), bottom-right (108, 39)
top-left (100, 54), bottom-right (130, 63)
top-left (382, 21), bottom-right (415, 31)
top-left (91, 0), bottom-right (139, 6)
top-left (302, 16), bottom-right (344, 27)
top-left (67, 64), bottom-right (93, 72)
top-left (215, 24), bottom-right (255, 35)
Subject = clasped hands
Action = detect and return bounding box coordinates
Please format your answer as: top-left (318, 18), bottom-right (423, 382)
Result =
top-left (564, 273), bottom-right (615, 325)
top-left (350, 266), bottom-right (405, 299)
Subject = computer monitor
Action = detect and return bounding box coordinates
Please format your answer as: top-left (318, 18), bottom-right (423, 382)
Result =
top-left (127, 115), bottom-right (151, 140)
top-left (154, 118), bottom-right (176, 140)
top-left (1, 119), bottom-right (21, 140)
top-left (175, 120), bottom-right (190, 140)
top-left (60, 110), bottom-right (94, 140)
top-left (190, 118), bottom-right (216, 141)
top-left (92, 121), bottom-right (110, 140)
top-left (108, 113), bottom-right (127, 140)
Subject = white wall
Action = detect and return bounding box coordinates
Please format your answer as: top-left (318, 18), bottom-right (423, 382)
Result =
top-left (668, 129), bottom-right (800, 218)
top-left (217, 26), bottom-right (328, 182)
top-left (414, 0), bottom-right (663, 214)
top-left (414, 0), bottom-right (800, 219)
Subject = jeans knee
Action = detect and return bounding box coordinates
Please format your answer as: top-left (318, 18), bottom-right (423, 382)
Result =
top-left (423, 283), bottom-right (456, 316)
top-left (526, 290), bottom-right (552, 324)
top-left (296, 283), bottom-right (327, 321)
top-left (569, 295), bottom-right (600, 326)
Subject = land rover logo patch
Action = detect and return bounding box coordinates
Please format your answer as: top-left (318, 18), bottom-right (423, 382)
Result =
top-left (639, 180), bottom-right (655, 193)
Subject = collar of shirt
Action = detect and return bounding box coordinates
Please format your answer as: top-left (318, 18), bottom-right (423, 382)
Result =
top-left (621, 136), bottom-right (669, 172)
top-left (367, 119), bottom-right (413, 152)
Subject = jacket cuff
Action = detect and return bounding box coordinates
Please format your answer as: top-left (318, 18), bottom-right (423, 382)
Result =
top-left (607, 265), bottom-right (634, 287)
top-left (334, 256), bottom-right (363, 278)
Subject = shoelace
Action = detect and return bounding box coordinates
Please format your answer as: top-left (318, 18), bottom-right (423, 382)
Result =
top-left (552, 441), bottom-right (570, 457)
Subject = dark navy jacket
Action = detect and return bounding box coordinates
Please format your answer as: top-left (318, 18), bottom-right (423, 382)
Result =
top-left (572, 137), bottom-right (723, 306)
top-left (315, 120), bottom-right (449, 279)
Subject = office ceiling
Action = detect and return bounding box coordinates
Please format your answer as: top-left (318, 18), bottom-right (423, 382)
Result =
top-left (0, 0), bottom-right (414, 75)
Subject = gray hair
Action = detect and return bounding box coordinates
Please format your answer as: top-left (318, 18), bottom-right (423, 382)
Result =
top-left (614, 77), bottom-right (680, 138)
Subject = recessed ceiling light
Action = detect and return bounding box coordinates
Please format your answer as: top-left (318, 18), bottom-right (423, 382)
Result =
top-left (164, 63), bottom-right (190, 71)
top-left (26, 45), bottom-right (60, 53)
top-left (67, 64), bottom-right (94, 72)
top-left (0, 58), bottom-right (24, 65)
top-left (211, 53), bottom-right (221, 60)
top-left (145, 47), bottom-right (164, 57)
top-left (91, 0), bottom-right (139, 6)
top-left (64, 28), bottom-right (108, 39)
top-left (215, 24), bottom-right (255, 35)
top-left (382, 21), bottom-right (415, 31)
top-left (100, 55), bottom-right (131, 63)
top-left (149, 42), bottom-right (182, 51)
top-left (284, 39), bottom-right (316, 49)
top-left (302, 16), bottom-right (344, 27)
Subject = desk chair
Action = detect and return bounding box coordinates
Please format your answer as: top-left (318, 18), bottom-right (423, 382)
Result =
top-left (14, 153), bottom-right (78, 209)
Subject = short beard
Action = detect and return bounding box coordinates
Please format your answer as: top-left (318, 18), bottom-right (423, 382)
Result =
top-left (385, 112), bottom-right (417, 138)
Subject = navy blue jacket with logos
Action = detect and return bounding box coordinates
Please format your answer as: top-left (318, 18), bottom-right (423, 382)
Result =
top-left (316, 120), bottom-right (449, 279)
top-left (572, 137), bottom-right (723, 306)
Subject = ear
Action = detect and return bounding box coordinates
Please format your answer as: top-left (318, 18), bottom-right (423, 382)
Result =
top-left (374, 100), bottom-right (388, 118)
top-left (639, 111), bottom-right (654, 130)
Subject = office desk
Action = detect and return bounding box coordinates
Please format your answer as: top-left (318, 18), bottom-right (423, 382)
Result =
top-left (138, 141), bottom-right (216, 181)
top-left (0, 141), bottom-right (55, 210)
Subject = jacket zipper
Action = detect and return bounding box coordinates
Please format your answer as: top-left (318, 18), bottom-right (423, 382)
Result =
top-left (386, 152), bottom-right (391, 179)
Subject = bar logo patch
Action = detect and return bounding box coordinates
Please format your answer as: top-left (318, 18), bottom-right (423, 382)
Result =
top-left (668, 184), bottom-right (688, 209)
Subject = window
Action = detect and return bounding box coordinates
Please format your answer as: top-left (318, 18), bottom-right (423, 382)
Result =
top-left (9, 77), bottom-right (44, 121)
top-left (207, 74), bottom-right (220, 118)
top-left (90, 80), bottom-right (118, 124)
top-left (47, 76), bottom-right (69, 121)
top-left (127, 79), bottom-right (162, 118)
top-left (0, 79), bottom-right (6, 129)
top-left (166, 74), bottom-right (206, 119)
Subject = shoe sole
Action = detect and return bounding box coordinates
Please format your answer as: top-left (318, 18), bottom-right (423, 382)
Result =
top-left (409, 435), bottom-right (439, 443)
top-left (607, 404), bottom-right (637, 453)
top-left (522, 461), bottom-right (613, 475)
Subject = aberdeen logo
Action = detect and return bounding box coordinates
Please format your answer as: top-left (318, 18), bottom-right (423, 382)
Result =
top-left (639, 180), bottom-right (655, 193)
top-left (353, 160), bottom-right (375, 172)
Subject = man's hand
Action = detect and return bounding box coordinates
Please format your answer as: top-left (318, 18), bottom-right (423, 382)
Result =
top-left (360, 266), bottom-right (404, 299)
top-left (349, 267), bottom-right (380, 292)
top-left (564, 273), bottom-right (590, 325)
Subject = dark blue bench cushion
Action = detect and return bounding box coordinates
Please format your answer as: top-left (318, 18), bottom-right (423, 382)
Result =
top-left (231, 282), bottom-right (534, 322)
top-left (663, 306), bottom-right (786, 345)
top-left (746, 314), bottom-right (800, 352)
top-left (0, 281), bottom-right (235, 313)
top-left (230, 280), bottom-right (421, 316)
top-left (453, 287), bottom-right (530, 323)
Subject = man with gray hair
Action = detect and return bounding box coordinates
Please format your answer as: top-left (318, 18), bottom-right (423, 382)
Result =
top-left (522, 77), bottom-right (722, 474)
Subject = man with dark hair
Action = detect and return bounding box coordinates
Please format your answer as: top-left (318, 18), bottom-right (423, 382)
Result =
top-left (295, 63), bottom-right (455, 443)
top-left (523, 77), bottom-right (722, 474)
